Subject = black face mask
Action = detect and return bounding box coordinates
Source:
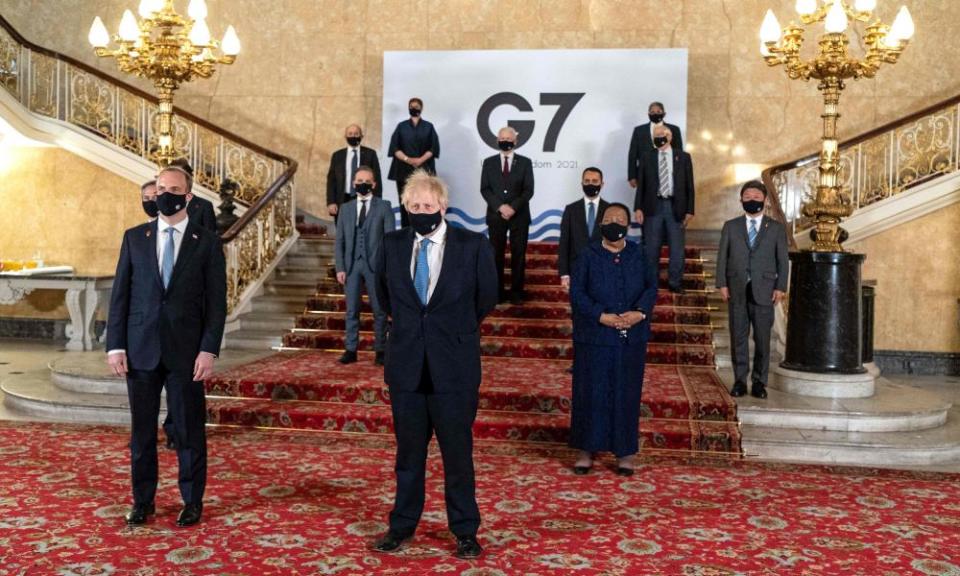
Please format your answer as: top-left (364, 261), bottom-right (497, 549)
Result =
top-left (653, 136), bottom-right (669, 149)
top-left (142, 199), bottom-right (159, 218)
top-left (582, 184), bottom-right (601, 198)
top-left (742, 199), bottom-right (765, 214)
top-left (346, 136), bottom-right (362, 147)
top-left (409, 108), bottom-right (421, 117)
top-left (354, 182), bottom-right (373, 196)
top-left (156, 192), bottom-right (188, 217)
top-left (498, 140), bottom-right (515, 151)
top-left (649, 113), bottom-right (665, 124)
top-left (601, 222), bottom-right (628, 242)
top-left (408, 211), bottom-right (442, 236)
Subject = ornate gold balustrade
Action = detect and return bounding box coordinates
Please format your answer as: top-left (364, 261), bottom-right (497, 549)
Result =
top-left (763, 96), bottom-right (960, 240)
top-left (0, 15), bottom-right (298, 314)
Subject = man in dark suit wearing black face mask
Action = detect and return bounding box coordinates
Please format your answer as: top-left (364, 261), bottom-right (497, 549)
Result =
top-left (480, 126), bottom-right (535, 304)
top-left (107, 165), bottom-right (226, 529)
top-left (326, 124), bottom-right (384, 223)
top-left (628, 101), bottom-right (684, 190)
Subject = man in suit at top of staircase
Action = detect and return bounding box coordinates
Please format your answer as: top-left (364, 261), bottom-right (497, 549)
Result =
top-left (558, 166), bottom-right (610, 290)
top-left (327, 124), bottom-right (384, 223)
top-left (716, 180), bottom-right (789, 400)
top-left (334, 165), bottom-right (395, 367)
top-left (628, 100), bottom-right (684, 190)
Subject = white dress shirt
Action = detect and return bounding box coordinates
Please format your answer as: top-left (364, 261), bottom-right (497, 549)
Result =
top-left (409, 218), bottom-right (447, 303)
top-left (746, 213), bottom-right (764, 237)
top-left (355, 194), bottom-right (372, 227)
top-left (583, 196), bottom-right (601, 228)
top-left (345, 146), bottom-right (361, 197)
top-left (108, 215), bottom-right (190, 356)
top-left (500, 152), bottom-right (513, 194)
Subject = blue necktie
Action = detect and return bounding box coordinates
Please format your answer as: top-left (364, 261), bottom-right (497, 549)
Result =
top-left (414, 238), bottom-right (431, 305)
top-left (587, 201), bottom-right (596, 235)
top-left (162, 227), bottom-right (176, 289)
top-left (748, 218), bottom-right (759, 249)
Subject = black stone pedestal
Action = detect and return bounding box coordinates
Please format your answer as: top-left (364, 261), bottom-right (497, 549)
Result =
top-left (782, 251), bottom-right (866, 374)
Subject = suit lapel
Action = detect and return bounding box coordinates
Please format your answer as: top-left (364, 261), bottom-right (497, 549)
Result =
top-left (737, 216), bottom-right (752, 252)
top-left (397, 227), bottom-right (419, 303)
top-left (145, 220), bottom-right (163, 289)
top-left (752, 217), bottom-right (772, 252)
top-left (167, 221), bottom-right (201, 291)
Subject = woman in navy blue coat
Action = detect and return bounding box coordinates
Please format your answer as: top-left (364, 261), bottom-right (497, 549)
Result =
top-left (568, 203), bottom-right (659, 476)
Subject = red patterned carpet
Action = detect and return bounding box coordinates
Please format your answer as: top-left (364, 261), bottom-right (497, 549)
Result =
top-left (209, 241), bottom-right (740, 455)
top-left (2, 421), bottom-right (959, 575)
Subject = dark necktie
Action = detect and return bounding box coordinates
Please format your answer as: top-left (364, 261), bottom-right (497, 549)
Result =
top-left (502, 155), bottom-right (510, 180)
top-left (358, 199), bottom-right (367, 227)
top-left (350, 149), bottom-right (359, 187)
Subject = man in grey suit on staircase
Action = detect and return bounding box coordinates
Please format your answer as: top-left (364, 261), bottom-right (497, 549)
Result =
top-left (336, 166), bottom-right (396, 366)
top-left (716, 180), bottom-right (789, 400)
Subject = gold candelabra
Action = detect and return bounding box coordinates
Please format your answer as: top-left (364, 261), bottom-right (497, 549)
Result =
top-left (760, 0), bottom-right (914, 252)
top-left (88, 0), bottom-right (240, 166)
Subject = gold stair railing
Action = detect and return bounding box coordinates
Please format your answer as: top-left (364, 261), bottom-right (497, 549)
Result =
top-left (762, 93), bottom-right (960, 242)
top-left (0, 14), bottom-right (298, 314)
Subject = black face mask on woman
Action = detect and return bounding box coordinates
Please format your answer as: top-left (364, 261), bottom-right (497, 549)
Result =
top-left (600, 222), bottom-right (627, 242)
top-left (408, 211), bottom-right (442, 236)
top-left (156, 192), bottom-right (188, 217)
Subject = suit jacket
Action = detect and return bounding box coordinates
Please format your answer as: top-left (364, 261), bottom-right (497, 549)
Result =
top-left (107, 219), bottom-right (227, 372)
top-left (188, 196), bottom-right (218, 234)
top-left (628, 122), bottom-right (683, 181)
top-left (558, 197), bottom-right (609, 277)
top-left (376, 225), bottom-right (498, 393)
top-left (326, 146), bottom-right (384, 206)
top-left (479, 153), bottom-right (535, 224)
top-left (633, 148), bottom-right (695, 222)
top-left (716, 215), bottom-right (789, 306)
top-left (335, 196), bottom-right (395, 277)
top-left (570, 241), bottom-right (659, 346)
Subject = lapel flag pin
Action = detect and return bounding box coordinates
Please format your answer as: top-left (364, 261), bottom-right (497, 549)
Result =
top-left (146, 230), bottom-right (151, 237)
top-left (192, 233), bottom-right (199, 239)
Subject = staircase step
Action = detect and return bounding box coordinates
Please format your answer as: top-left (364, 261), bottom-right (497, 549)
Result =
top-left (741, 414), bottom-right (960, 466)
top-left (1, 372), bottom-right (146, 425)
top-left (281, 330), bottom-right (715, 365)
top-left (504, 270), bottom-right (709, 287)
top-left (238, 314), bottom-right (297, 332)
top-left (205, 396), bottom-right (740, 453)
top-left (293, 315), bottom-right (713, 344)
top-left (737, 379), bottom-right (952, 432)
top-left (302, 297), bottom-right (715, 323)
top-left (206, 351), bottom-right (736, 421)
top-left (225, 329), bottom-right (284, 350)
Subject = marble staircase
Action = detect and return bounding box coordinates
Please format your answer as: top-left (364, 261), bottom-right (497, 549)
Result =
top-left (223, 236), bottom-right (335, 350)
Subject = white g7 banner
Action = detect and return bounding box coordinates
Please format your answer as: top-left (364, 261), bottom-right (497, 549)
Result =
top-left (381, 49), bottom-right (687, 240)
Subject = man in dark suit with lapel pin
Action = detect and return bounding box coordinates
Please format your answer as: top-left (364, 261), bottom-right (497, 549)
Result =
top-left (334, 165), bottom-right (395, 366)
top-left (107, 165), bottom-right (227, 528)
top-left (326, 124), bottom-right (383, 222)
top-left (628, 101), bottom-right (684, 190)
top-left (716, 180), bottom-right (789, 400)
top-left (634, 125), bottom-right (695, 294)
top-left (480, 126), bottom-right (535, 304)
top-left (373, 170), bottom-right (498, 560)
top-left (162, 160), bottom-right (217, 452)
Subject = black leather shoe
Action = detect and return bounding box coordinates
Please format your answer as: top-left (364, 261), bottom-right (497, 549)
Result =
top-left (730, 382), bottom-right (747, 397)
top-left (125, 503), bottom-right (155, 525)
top-left (454, 535), bottom-right (483, 559)
top-left (669, 286), bottom-right (686, 295)
top-left (564, 365), bottom-right (574, 375)
top-left (338, 350), bottom-right (358, 365)
top-left (509, 294), bottom-right (524, 306)
top-left (372, 531), bottom-right (411, 553)
top-left (374, 351), bottom-right (385, 366)
top-left (176, 503), bottom-right (203, 527)
top-left (616, 467), bottom-right (635, 477)
top-left (751, 383), bottom-right (768, 399)
top-left (164, 436), bottom-right (176, 450)
top-left (573, 466), bottom-right (591, 475)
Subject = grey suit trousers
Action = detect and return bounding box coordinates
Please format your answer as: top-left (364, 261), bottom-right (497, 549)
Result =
top-left (729, 284), bottom-right (774, 386)
top-left (345, 263), bottom-right (386, 352)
